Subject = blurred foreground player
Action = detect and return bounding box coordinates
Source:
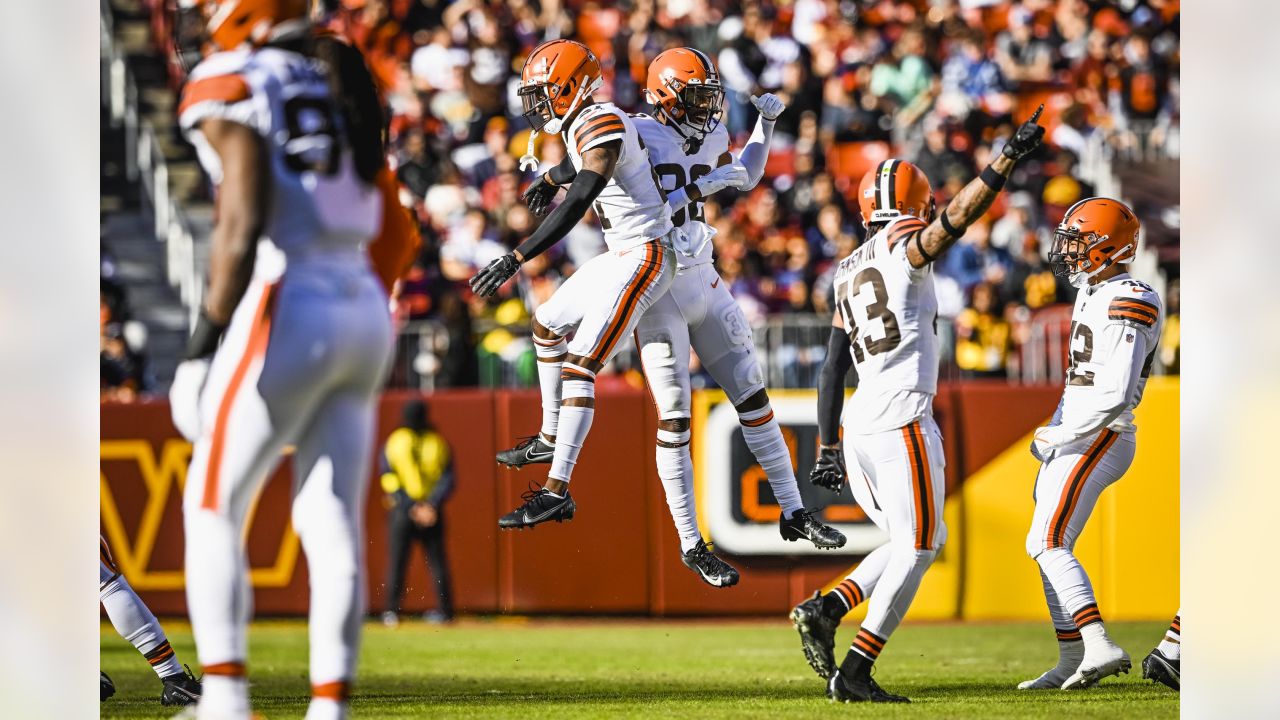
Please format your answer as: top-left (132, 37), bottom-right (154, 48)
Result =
top-left (168, 1), bottom-right (393, 717)
top-left (100, 536), bottom-right (201, 705)
top-left (1018, 197), bottom-right (1163, 690)
top-left (791, 109), bottom-right (1044, 703)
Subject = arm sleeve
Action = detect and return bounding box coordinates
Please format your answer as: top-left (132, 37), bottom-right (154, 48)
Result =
top-left (546, 154), bottom-right (577, 185)
top-left (515, 169), bottom-right (609, 261)
top-left (1042, 323), bottom-right (1148, 448)
top-left (734, 115), bottom-right (775, 190)
top-left (817, 322), bottom-right (855, 446)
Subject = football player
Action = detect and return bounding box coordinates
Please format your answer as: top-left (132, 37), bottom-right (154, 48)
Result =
top-left (168, 1), bottom-right (394, 717)
top-left (790, 109), bottom-right (1045, 702)
top-left (1017, 197), bottom-right (1164, 690)
top-left (99, 536), bottom-right (201, 705)
top-left (470, 40), bottom-right (745, 529)
top-left (1142, 609), bottom-right (1180, 691)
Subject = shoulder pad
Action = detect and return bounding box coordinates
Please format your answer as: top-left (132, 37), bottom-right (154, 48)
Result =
top-left (1107, 293), bottom-right (1160, 329)
top-left (884, 215), bottom-right (928, 250)
top-left (573, 107), bottom-right (627, 155)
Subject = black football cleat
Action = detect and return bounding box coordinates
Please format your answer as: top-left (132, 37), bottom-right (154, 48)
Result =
top-left (1142, 649), bottom-right (1179, 691)
top-left (827, 668), bottom-right (910, 703)
top-left (160, 665), bottom-right (202, 706)
top-left (498, 486), bottom-right (575, 529)
top-left (496, 435), bottom-right (555, 469)
top-left (791, 591), bottom-right (839, 678)
top-left (780, 510), bottom-right (847, 549)
top-left (681, 540), bottom-right (740, 588)
top-left (101, 671), bottom-right (116, 701)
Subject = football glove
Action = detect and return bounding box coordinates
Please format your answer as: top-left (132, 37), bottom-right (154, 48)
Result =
top-left (810, 445), bottom-right (847, 493)
top-left (469, 252), bottom-right (521, 297)
top-left (169, 358), bottom-right (210, 442)
top-left (750, 93), bottom-right (786, 122)
top-left (1001, 104), bottom-right (1045, 161)
top-left (694, 161), bottom-right (749, 198)
top-left (522, 174), bottom-right (559, 217)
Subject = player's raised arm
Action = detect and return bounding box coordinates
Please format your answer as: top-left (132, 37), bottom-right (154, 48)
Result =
top-left (470, 140), bottom-right (620, 297)
top-left (734, 93), bottom-right (785, 189)
top-left (906, 106), bottom-right (1044, 269)
top-left (188, 117), bottom-right (268, 354)
top-left (812, 308), bottom-right (856, 493)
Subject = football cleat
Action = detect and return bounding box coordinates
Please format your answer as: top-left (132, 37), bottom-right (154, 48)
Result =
top-left (827, 668), bottom-right (910, 703)
top-left (1141, 648), bottom-right (1179, 691)
top-left (780, 510), bottom-right (846, 549)
top-left (101, 671), bottom-right (116, 701)
top-left (680, 540), bottom-right (740, 588)
top-left (498, 485), bottom-right (575, 529)
top-left (160, 665), bottom-right (202, 707)
top-left (791, 591), bottom-right (840, 678)
top-left (1018, 666), bottom-right (1077, 690)
top-left (496, 435), bottom-right (555, 469)
top-left (1062, 643), bottom-right (1130, 689)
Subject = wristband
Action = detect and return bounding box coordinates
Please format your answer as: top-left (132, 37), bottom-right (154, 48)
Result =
top-left (184, 310), bottom-right (227, 360)
top-left (938, 211), bottom-right (963, 240)
top-left (979, 165), bottom-right (1007, 192)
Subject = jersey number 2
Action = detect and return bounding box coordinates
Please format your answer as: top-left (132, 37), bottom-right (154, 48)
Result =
top-left (838, 267), bottom-right (901, 362)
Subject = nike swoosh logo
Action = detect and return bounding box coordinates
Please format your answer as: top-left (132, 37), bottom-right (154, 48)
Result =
top-left (526, 500), bottom-right (567, 522)
top-left (711, 278), bottom-right (720, 288)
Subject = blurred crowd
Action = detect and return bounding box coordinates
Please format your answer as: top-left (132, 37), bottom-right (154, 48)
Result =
top-left (101, 245), bottom-right (152, 400)
top-left (153, 0), bottom-right (1183, 388)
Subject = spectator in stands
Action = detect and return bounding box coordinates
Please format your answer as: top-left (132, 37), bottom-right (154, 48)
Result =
top-left (995, 5), bottom-right (1054, 88)
top-left (914, 116), bottom-right (973, 191)
top-left (954, 281), bottom-right (1012, 380)
top-left (1159, 278), bottom-right (1180, 374)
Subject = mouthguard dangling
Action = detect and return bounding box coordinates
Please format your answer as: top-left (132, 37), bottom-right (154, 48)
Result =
top-left (519, 130), bottom-right (540, 172)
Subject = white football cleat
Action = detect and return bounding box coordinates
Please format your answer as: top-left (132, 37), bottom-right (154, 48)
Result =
top-left (1061, 643), bottom-right (1131, 689)
top-left (1018, 667), bottom-right (1076, 690)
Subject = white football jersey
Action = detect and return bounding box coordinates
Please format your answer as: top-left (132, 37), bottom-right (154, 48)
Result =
top-left (632, 115), bottom-right (730, 269)
top-left (1047, 273), bottom-right (1163, 438)
top-left (564, 103), bottom-right (673, 253)
top-left (833, 215), bottom-right (940, 434)
top-left (179, 46), bottom-right (381, 277)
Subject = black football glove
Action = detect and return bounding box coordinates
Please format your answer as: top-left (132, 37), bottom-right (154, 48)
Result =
top-left (469, 253), bottom-right (521, 297)
top-left (1001, 104), bottom-right (1046, 161)
top-left (522, 175), bottom-right (559, 217)
top-left (810, 445), bottom-right (847, 493)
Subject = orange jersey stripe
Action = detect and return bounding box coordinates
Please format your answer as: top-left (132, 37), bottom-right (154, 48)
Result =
top-left (576, 121), bottom-right (626, 152)
top-left (179, 74), bottom-right (251, 117)
top-left (887, 217), bottom-right (927, 249)
top-left (1046, 430), bottom-right (1116, 547)
top-left (588, 243), bottom-right (661, 363)
top-left (903, 422), bottom-right (936, 550)
top-left (202, 283), bottom-right (279, 510)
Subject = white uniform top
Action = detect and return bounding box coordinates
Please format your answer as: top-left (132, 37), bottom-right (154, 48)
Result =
top-left (833, 215), bottom-right (940, 435)
top-left (632, 115), bottom-right (730, 270)
top-left (179, 46), bottom-right (382, 279)
top-left (564, 102), bottom-right (673, 253)
top-left (1039, 273), bottom-right (1163, 450)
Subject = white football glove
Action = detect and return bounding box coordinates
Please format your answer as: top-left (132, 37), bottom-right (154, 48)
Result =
top-left (694, 161), bottom-right (749, 197)
top-left (170, 358), bottom-right (211, 442)
top-left (1029, 425), bottom-right (1067, 463)
top-left (750, 93), bottom-right (786, 122)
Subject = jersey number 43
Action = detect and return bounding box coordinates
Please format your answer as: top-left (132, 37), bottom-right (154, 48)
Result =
top-left (837, 267), bottom-right (902, 362)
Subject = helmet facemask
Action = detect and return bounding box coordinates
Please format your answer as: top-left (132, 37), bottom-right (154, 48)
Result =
top-left (654, 76), bottom-right (724, 154)
top-left (1050, 228), bottom-right (1133, 288)
top-left (518, 83), bottom-right (556, 133)
top-left (174, 0), bottom-right (209, 72)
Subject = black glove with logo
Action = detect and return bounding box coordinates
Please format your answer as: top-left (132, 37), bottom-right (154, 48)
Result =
top-left (469, 253), bottom-right (521, 297)
top-left (1001, 104), bottom-right (1046, 161)
top-left (522, 175), bottom-right (559, 217)
top-left (810, 445), bottom-right (847, 493)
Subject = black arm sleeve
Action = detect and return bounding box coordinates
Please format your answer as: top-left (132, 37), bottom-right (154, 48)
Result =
top-left (546, 155), bottom-right (578, 186)
top-left (515, 169), bottom-right (608, 261)
top-left (817, 326), bottom-right (855, 446)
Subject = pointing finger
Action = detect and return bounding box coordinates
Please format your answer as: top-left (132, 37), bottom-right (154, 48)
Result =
top-left (1028, 103), bottom-right (1044, 124)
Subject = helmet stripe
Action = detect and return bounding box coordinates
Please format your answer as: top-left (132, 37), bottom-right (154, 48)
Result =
top-left (688, 48), bottom-right (716, 78)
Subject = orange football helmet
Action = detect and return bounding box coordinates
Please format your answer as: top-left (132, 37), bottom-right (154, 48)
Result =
top-left (857, 159), bottom-right (935, 227)
top-left (518, 39), bottom-right (604, 135)
top-left (1049, 197), bottom-right (1140, 287)
top-left (175, 0), bottom-right (309, 66)
top-left (645, 48), bottom-right (724, 151)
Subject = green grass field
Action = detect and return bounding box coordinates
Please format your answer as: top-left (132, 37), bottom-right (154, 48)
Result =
top-left (101, 618), bottom-right (1178, 718)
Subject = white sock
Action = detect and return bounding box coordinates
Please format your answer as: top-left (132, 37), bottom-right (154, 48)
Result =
top-left (848, 542), bottom-right (893, 596)
top-left (1051, 638), bottom-right (1085, 673)
top-left (1080, 621), bottom-right (1113, 650)
top-left (101, 572), bottom-right (183, 678)
top-left (738, 405), bottom-right (803, 518)
top-left (656, 426), bottom-right (698, 552)
top-left (1038, 568), bottom-right (1076, 631)
top-left (860, 545), bottom-right (938, 641)
top-left (533, 335), bottom-right (566, 440)
top-left (1157, 611), bottom-right (1180, 659)
top-left (198, 674), bottom-right (250, 718)
top-left (305, 683), bottom-right (350, 720)
top-left (549, 368), bottom-right (595, 483)
top-left (1036, 548), bottom-right (1099, 624)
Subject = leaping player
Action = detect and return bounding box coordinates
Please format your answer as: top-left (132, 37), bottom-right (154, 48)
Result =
top-left (789, 109), bottom-right (1045, 702)
top-left (1016, 196), bottom-right (1164, 690)
top-left (469, 40), bottom-right (745, 529)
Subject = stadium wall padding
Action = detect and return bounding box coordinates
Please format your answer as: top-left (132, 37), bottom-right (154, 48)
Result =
top-left (100, 379), bottom-right (1178, 620)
